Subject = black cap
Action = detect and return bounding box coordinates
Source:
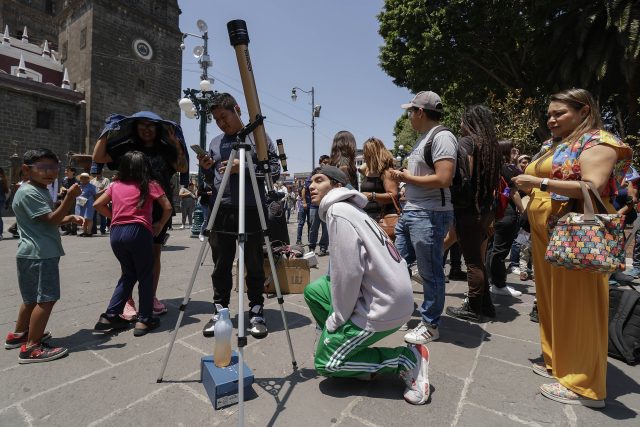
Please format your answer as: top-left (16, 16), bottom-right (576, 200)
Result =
top-left (318, 165), bottom-right (348, 185)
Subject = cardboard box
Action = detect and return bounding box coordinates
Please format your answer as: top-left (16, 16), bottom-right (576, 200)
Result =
top-left (264, 257), bottom-right (311, 294)
top-left (200, 352), bottom-right (254, 410)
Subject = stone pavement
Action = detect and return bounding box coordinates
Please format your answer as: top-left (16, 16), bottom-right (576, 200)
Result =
top-left (0, 217), bottom-right (638, 426)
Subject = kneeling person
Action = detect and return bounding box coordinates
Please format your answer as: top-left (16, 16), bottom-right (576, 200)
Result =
top-left (304, 166), bottom-right (430, 405)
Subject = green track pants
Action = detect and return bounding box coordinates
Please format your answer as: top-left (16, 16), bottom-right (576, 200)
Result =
top-left (303, 276), bottom-right (416, 378)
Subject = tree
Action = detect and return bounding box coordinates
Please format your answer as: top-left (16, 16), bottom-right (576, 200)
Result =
top-left (378, 0), bottom-right (640, 140)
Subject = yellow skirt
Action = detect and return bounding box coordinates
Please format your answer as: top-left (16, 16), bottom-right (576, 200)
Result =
top-left (527, 189), bottom-right (608, 400)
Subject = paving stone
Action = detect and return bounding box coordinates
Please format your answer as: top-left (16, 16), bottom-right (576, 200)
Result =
top-left (0, 406), bottom-right (31, 427)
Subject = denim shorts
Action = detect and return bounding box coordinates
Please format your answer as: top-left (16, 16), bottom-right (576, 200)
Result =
top-left (16, 257), bottom-right (61, 304)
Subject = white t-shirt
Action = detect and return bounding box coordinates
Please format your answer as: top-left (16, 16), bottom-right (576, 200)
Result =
top-left (403, 127), bottom-right (457, 211)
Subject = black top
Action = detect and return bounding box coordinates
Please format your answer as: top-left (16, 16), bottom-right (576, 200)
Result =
top-left (360, 174), bottom-right (397, 217)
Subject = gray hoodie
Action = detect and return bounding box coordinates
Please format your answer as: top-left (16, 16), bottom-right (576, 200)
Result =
top-left (319, 187), bottom-right (414, 333)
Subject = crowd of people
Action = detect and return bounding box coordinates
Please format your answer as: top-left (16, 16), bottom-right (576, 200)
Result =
top-left (2, 87), bottom-right (635, 410)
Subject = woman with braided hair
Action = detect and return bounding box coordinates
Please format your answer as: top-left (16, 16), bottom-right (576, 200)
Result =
top-left (445, 104), bottom-right (502, 322)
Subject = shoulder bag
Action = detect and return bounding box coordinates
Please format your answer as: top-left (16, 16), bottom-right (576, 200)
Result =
top-left (545, 181), bottom-right (626, 273)
top-left (378, 193), bottom-right (401, 241)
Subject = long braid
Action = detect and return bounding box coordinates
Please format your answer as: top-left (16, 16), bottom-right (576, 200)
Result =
top-left (462, 105), bottom-right (501, 212)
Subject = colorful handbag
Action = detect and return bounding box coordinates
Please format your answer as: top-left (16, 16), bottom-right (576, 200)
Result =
top-left (545, 181), bottom-right (626, 273)
top-left (378, 193), bottom-right (401, 241)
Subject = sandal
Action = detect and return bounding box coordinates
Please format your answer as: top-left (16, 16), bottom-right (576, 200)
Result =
top-left (540, 383), bottom-right (605, 408)
top-left (133, 317), bottom-right (160, 337)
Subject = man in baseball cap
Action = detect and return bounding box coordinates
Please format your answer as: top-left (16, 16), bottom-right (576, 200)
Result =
top-left (390, 90), bottom-right (457, 345)
top-left (400, 91), bottom-right (444, 113)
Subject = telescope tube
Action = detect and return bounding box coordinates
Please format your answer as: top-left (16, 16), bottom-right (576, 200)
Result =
top-left (227, 19), bottom-right (268, 164)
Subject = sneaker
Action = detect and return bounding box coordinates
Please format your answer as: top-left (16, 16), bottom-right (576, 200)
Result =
top-left (318, 248), bottom-right (329, 257)
top-left (400, 344), bottom-right (430, 405)
top-left (199, 234), bottom-right (205, 242)
top-left (295, 241), bottom-right (302, 246)
top-left (5, 330), bottom-right (52, 349)
top-left (120, 298), bottom-right (137, 321)
top-left (179, 225), bottom-right (185, 230)
top-left (94, 313), bottom-right (132, 332)
top-left (248, 304), bottom-right (268, 339)
top-left (398, 322), bottom-right (409, 331)
top-left (529, 302), bottom-right (539, 323)
top-left (152, 297), bottom-right (168, 315)
top-left (404, 322), bottom-right (439, 345)
top-left (532, 362), bottom-right (554, 379)
top-left (489, 284), bottom-right (522, 297)
top-left (18, 342), bottom-right (68, 364)
top-left (508, 266), bottom-right (521, 275)
top-left (448, 269), bottom-right (467, 281)
top-left (202, 311), bottom-right (221, 337)
top-left (446, 299), bottom-right (484, 323)
top-left (539, 383), bottom-right (605, 408)
top-left (133, 317), bottom-right (160, 337)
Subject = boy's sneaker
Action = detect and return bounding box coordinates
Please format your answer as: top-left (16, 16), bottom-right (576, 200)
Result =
top-left (18, 342), bottom-right (68, 364)
top-left (152, 297), bottom-right (168, 315)
top-left (400, 344), bottom-right (430, 405)
top-left (94, 313), bottom-right (131, 332)
top-left (490, 284), bottom-right (522, 297)
top-left (202, 311), bottom-right (221, 337)
top-left (404, 321), bottom-right (439, 345)
top-left (120, 298), bottom-right (137, 321)
top-left (248, 304), bottom-right (268, 339)
top-left (5, 330), bottom-right (51, 349)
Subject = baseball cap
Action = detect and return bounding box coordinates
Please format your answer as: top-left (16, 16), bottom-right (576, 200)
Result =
top-left (318, 165), bottom-right (348, 185)
top-left (401, 91), bottom-right (443, 112)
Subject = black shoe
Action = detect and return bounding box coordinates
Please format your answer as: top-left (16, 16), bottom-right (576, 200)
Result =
top-left (448, 269), bottom-right (467, 281)
top-left (94, 313), bottom-right (132, 332)
top-left (133, 317), bottom-right (160, 337)
top-left (202, 312), bottom-right (221, 337)
top-left (318, 248), bottom-right (329, 257)
top-left (482, 302), bottom-right (497, 319)
top-left (248, 305), bottom-right (268, 339)
top-left (446, 298), bottom-right (484, 323)
top-left (529, 302), bottom-right (539, 323)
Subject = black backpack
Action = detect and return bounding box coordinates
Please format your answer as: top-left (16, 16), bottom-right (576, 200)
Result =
top-left (608, 284), bottom-right (640, 365)
top-left (423, 126), bottom-right (473, 208)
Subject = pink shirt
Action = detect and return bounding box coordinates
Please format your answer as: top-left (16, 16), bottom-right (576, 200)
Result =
top-left (107, 180), bottom-right (165, 232)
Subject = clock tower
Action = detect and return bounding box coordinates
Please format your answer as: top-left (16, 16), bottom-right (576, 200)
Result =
top-left (57, 0), bottom-right (182, 153)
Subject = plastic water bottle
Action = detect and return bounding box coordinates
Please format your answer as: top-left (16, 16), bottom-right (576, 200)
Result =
top-left (213, 307), bottom-right (232, 367)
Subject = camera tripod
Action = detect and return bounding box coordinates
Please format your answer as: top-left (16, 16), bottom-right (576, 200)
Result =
top-left (157, 118), bottom-right (298, 424)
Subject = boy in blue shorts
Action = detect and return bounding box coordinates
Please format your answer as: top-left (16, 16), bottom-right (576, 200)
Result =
top-left (4, 148), bottom-right (84, 363)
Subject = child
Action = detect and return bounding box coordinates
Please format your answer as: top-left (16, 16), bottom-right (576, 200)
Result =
top-left (5, 148), bottom-right (84, 363)
top-left (75, 172), bottom-right (97, 236)
top-left (93, 151), bottom-right (172, 336)
top-left (304, 166), bottom-right (430, 405)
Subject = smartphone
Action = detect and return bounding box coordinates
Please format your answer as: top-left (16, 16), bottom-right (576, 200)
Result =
top-left (190, 144), bottom-right (208, 157)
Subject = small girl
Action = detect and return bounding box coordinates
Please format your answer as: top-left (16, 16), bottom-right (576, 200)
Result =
top-left (93, 151), bottom-right (172, 336)
top-left (75, 173), bottom-right (97, 236)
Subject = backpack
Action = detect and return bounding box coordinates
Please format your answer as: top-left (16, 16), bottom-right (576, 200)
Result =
top-left (494, 176), bottom-right (510, 220)
top-left (423, 126), bottom-right (473, 208)
top-left (608, 285), bottom-right (640, 365)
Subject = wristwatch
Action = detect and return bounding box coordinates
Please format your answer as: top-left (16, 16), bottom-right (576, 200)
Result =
top-left (540, 178), bottom-right (549, 192)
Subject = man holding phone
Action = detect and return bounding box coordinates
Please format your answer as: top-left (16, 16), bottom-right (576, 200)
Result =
top-left (197, 93), bottom-right (280, 339)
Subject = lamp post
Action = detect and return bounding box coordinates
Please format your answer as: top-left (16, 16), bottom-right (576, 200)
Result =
top-left (178, 19), bottom-right (217, 237)
top-left (394, 144), bottom-right (407, 168)
top-left (291, 87), bottom-right (321, 171)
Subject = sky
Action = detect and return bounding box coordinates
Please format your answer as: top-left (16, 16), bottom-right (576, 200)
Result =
top-left (178, 0), bottom-right (413, 176)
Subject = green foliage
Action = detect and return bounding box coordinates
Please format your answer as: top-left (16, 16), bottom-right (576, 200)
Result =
top-left (487, 90), bottom-right (543, 156)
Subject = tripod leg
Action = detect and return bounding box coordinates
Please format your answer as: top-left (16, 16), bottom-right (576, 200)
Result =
top-left (157, 149), bottom-right (239, 383)
top-left (244, 151), bottom-right (298, 370)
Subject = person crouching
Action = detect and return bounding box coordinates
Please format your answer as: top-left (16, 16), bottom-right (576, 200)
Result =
top-left (303, 166), bottom-right (430, 405)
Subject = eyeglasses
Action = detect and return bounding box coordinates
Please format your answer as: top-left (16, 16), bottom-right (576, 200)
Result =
top-left (28, 163), bottom-right (60, 172)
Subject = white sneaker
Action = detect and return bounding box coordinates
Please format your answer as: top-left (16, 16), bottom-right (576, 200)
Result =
top-left (398, 322), bottom-right (409, 331)
top-left (490, 284), bottom-right (522, 297)
top-left (199, 234), bottom-right (205, 242)
top-left (404, 322), bottom-right (439, 345)
top-left (179, 225), bottom-right (185, 230)
top-left (400, 344), bottom-right (430, 405)
top-left (508, 266), bottom-right (521, 275)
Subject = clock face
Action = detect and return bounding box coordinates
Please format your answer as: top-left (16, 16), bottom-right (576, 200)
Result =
top-left (132, 39), bottom-right (153, 60)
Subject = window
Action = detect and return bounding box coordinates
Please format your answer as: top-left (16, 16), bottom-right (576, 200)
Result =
top-left (80, 27), bottom-right (87, 49)
top-left (137, 79), bottom-right (145, 89)
top-left (36, 110), bottom-right (52, 129)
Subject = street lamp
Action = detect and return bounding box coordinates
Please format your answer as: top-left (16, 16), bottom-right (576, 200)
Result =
top-left (178, 19), bottom-right (217, 237)
top-left (291, 86), bottom-right (321, 171)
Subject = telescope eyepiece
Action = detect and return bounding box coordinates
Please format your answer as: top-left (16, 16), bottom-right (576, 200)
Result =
top-left (227, 20), bottom-right (250, 46)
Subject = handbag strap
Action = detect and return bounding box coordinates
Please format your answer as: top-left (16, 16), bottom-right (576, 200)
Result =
top-left (578, 181), bottom-right (610, 221)
top-left (387, 192), bottom-right (401, 215)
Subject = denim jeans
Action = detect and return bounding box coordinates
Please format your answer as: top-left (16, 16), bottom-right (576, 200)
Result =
top-left (309, 206), bottom-right (328, 251)
top-left (395, 209), bottom-right (454, 327)
top-left (296, 207), bottom-right (310, 244)
top-left (200, 203), bottom-right (210, 235)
